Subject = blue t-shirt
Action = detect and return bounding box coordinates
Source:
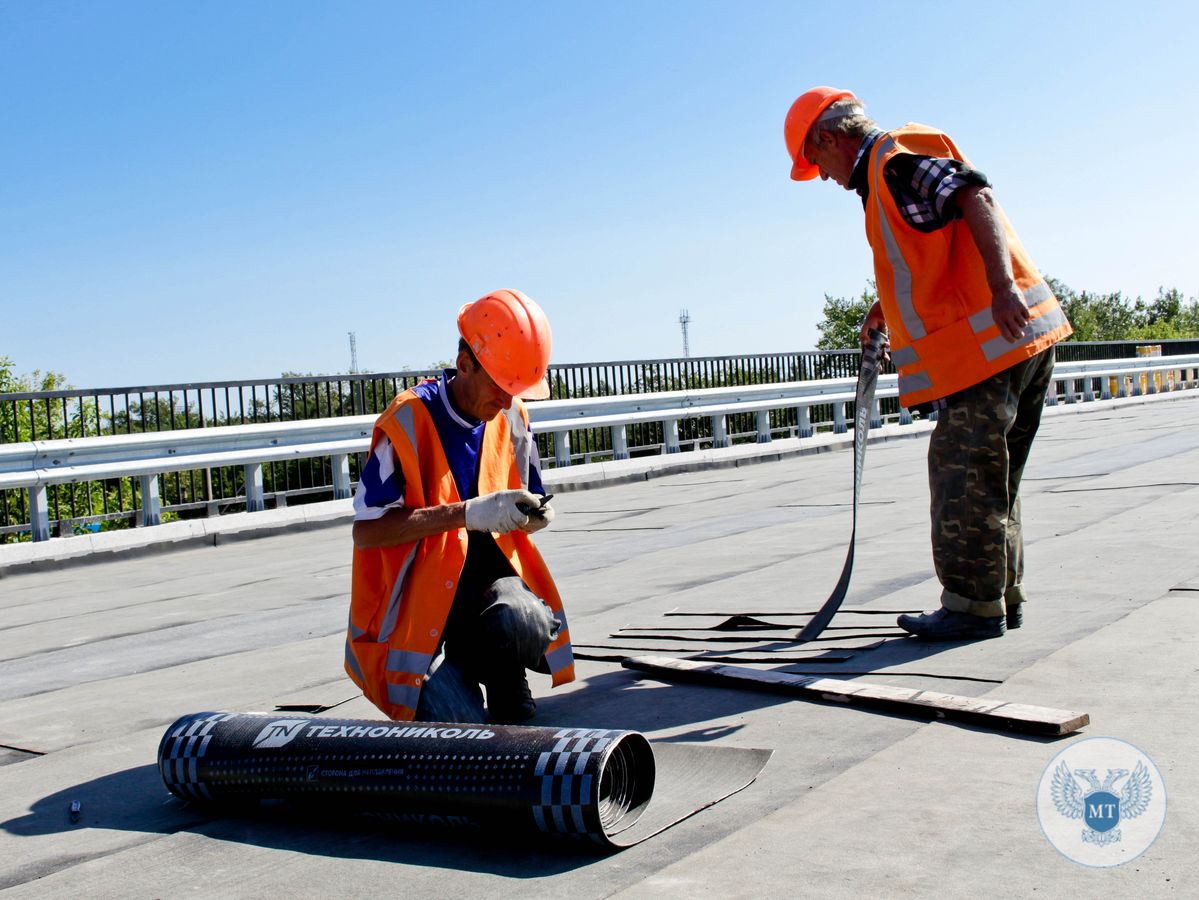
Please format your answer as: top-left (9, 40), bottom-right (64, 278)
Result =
top-left (353, 371), bottom-right (544, 520)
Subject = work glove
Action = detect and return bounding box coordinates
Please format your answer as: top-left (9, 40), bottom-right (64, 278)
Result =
top-left (519, 499), bottom-right (555, 535)
top-left (464, 489), bottom-right (539, 535)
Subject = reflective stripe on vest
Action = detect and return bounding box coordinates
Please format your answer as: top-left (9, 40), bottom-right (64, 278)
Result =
top-left (895, 281), bottom-right (1058, 374)
top-left (346, 390), bottom-right (574, 720)
top-left (979, 299), bottom-right (1070, 362)
top-left (867, 125), bottom-right (1071, 406)
top-left (504, 405), bottom-right (532, 490)
top-left (386, 681), bottom-right (421, 712)
top-left (377, 544), bottom-right (416, 643)
top-left (872, 136), bottom-right (927, 342)
top-left (387, 648), bottom-right (435, 678)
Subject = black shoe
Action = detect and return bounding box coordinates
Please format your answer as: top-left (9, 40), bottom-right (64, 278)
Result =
top-left (1006, 604), bottom-right (1023, 630)
top-left (897, 607), bottom-right (1006, 641)
top-left (485, 674), bottom-right (536, 724)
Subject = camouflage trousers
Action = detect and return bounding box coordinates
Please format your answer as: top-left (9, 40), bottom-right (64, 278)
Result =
top-left (928, 347), bottom-right (1056, 618)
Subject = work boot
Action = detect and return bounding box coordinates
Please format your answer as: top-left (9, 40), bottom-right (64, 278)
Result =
top-left (485, 672), bottom-right (536, 724)
top-left (897, 607), bottom-right (1005, 641)
top-left (1006, 604), bottom-right (1023, 630)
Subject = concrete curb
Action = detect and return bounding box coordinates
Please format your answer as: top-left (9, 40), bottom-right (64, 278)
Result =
top-left (1, 388), bottom-right (1193, 575)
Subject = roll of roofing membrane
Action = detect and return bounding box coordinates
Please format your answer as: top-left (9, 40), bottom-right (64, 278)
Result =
top-left (158, 712), bottom-right (655, 847)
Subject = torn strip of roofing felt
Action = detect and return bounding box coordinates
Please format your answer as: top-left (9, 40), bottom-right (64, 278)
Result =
top-left (663, 609), bottom-right (920, 617)
top-left (552, 526), bottom-right (668, 532)
top-left (574, 650), bottom-right (857, 663)
top-left (778, 668), bottom-right (1004, 683)
top-left (1023, 473), bottom-right (1110, 480)
top-left (618, 622), bottom-right (900, 632)
top-left (574, 641), bottom-right (873, 656)
top-left (1048, 482), bottom-right (1199, 493)
top-left (775, 500), bottom-right (896, 507)
top-left (606, 632), bottom-right (905, 643)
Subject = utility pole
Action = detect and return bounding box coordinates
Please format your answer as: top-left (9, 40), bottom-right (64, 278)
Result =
top-left (679, 309), bottom-right (691, 358)
top-left (348, 331), bottom-right (364, 413)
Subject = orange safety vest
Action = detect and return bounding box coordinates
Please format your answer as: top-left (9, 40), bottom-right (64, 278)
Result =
top-left (864, 125), bottom-right (1073, 407)
top-left (345, 385), bottom-right (575, 720)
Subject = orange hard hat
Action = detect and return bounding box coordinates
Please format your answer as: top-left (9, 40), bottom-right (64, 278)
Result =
top-left (784, 86), bottom-right (858, 181)
top-left (457, 289), bottom-right (553, 400)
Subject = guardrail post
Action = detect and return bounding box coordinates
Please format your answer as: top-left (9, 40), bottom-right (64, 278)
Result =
top-left (139, 474), bottom-right (161, 527)
top-left (711, 414), bottom-right (730, 448)
top-left (1063, 378), bottom-right (1076, 404)
top-left (1082, 376), bottom-right (1095, 402)
top-left (663, 419), bottom-right (680, 454)
top-left (1045, 379), bottom-right (1058, 406)
top-left (870, 398), bottom-right (883, 429)
top-left (899, 405), bottom-right (912, 426)
top-left (1147, 369), bottom-right (1158, 395)
top-left (244, 463), bottom-right (265, 512)
top-left (332, 453), bottom-right (351, 500)
top-left (833, 401), bottom-right (847, 434)
top-left (755, 410), bottom-right (771, 443)
top-left (554, 430), bottom-right (572, 468)
top-left (28, 485), bottom-right (51, 542)
top-left (612, 425), bottom-right (629, 460)
top-left (796, 405), bottom-right (813, 438)
top-left (1100, 376), bottom-right (1113, 400)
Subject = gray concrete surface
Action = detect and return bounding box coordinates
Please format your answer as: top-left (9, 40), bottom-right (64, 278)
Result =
top-left (1, 393), bottom-right (1196, 898)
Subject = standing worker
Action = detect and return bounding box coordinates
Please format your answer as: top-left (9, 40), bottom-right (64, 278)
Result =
top-left (345, 289), bottom-right (574, 722)
top-left (783, 88), bottom-right (1072, 641)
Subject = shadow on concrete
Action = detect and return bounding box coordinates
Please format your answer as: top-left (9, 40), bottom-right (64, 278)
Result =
top-left (565, 639), bottom-right (1082, 742)
top-left (534, 667), bottom-right (791, 735)
top-left (0, 764), bottom-right (613, 876)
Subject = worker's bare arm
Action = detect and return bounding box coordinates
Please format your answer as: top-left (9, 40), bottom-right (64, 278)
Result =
top-left (352, 502), bottom-right (467, 549)
top-left (957, 184), bottom-right (1030, 342)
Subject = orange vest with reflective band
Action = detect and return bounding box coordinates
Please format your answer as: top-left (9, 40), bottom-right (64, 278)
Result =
top-left (864, 125), bottom-right (1072, 407)
top-left (345, 386), bottom-right (575, 721)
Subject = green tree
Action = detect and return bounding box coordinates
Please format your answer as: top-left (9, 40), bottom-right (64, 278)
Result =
top-left (1051, 279), bottom-right (1199, 341)
top-left (815, 283), bottom-right (877, 350)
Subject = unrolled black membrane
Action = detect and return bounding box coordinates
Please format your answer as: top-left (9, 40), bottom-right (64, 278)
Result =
top-left (158, 712), bottom-right (655, 847)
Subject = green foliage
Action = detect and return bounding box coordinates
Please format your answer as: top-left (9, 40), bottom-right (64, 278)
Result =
top-left (1050, 278), bottom-right (1199, 342)
top-left (816, 280), bottom-right (1199, 347)
top-left (816, 284), bottom-right (877, 350)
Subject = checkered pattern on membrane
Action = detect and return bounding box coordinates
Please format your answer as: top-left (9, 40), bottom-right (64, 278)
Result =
top-left (530, 727), bottom-right (620, 842)
top-left (158, 712), bottom-right (237, 801)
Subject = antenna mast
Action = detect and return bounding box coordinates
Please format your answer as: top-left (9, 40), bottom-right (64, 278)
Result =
top-left (348, 331), bottom-right (359, 375)
top-left (679, 309), bottom-right (691, 358)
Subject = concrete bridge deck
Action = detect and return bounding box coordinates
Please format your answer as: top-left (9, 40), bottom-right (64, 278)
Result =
top-left (1, 393), bottom-right (1196, 898)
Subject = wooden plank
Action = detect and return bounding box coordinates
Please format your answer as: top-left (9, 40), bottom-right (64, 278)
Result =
top-left (622, 656), bottom-right (1090, 736)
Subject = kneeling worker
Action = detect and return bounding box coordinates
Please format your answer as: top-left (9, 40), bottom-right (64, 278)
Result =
top-left (345, 289), bottom-right (574, 724)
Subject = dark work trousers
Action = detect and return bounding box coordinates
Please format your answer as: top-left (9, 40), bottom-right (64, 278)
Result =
top-left (928, 346), bottom-right (1056, 618)
top-left (415, 531), bottom-right (559, 723)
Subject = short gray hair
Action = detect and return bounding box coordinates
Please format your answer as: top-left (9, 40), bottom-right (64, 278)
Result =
top-left (811, 98), bottom-right (876, 141)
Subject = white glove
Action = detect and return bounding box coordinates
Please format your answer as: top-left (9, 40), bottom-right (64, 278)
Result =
top-left (464, 489), bottom-right (539, 534)
top-left (519, 499), bottom-right (555, 535)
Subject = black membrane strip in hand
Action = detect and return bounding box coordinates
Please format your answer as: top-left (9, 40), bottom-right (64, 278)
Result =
top-left (796, 331), bottom-right (886, 643)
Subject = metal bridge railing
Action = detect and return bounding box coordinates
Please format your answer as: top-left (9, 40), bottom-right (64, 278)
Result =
top-left (3, 352), bottom-right (1197, 544)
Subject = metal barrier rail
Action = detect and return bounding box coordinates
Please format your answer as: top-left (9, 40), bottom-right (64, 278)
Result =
top-left (3, 354), bottom-right (1197, 542)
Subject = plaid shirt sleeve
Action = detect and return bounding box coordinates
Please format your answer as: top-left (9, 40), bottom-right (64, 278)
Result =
top-left (883, 154), bottom-right (989, 233)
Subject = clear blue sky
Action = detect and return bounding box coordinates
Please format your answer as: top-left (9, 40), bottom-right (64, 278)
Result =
top-left (3, 0), bottom-right (1197, 388)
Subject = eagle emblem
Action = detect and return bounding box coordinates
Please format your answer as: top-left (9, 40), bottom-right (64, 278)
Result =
top-left (1051, 760), bottom-right (1154, 847)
